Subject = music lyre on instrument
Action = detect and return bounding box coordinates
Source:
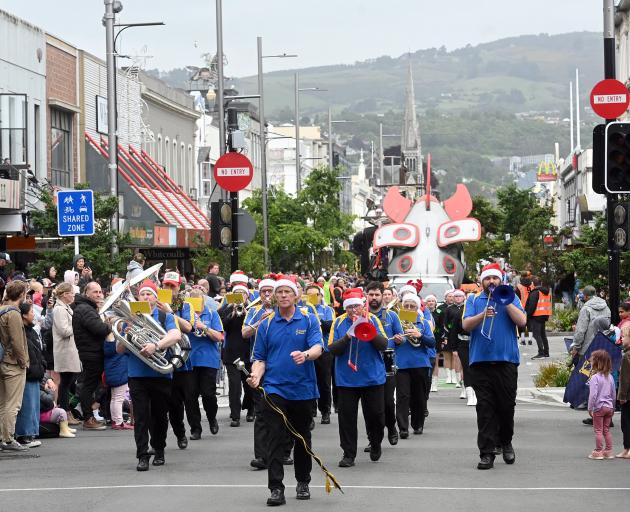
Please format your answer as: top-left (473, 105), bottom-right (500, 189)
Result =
top-left (480, 285), bottom-right (515, 339)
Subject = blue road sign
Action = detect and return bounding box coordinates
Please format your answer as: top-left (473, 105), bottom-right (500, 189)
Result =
top-left (57, 190), bottom-right (95, 237)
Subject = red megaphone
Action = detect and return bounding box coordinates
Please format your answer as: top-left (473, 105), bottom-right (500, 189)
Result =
top-left (355, 321), bottom-right (377, 341)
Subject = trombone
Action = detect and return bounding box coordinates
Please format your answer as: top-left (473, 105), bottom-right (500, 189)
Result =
top-left (480, 285), bottom-right (515, 339)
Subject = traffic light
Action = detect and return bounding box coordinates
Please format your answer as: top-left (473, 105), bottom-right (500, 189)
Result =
top-left (592, 124), bottom-right (605, 194)
top-left (612, 201), bottom-right (630, 251)
top-left (605, 122), bottom-right (630, 193)
top-left (210, 200), bottom-right (232, 249)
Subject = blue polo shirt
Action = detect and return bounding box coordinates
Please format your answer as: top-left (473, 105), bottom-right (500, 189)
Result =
top-left (373, 307), bottom-right (404, 349)
top-left (190, 307), bottom-right (224, 369)
top-left (329, 313), bottom-right (387, 387)
top-left (464, 291), bottom-right (523, 366)
top-left (245, 304), bottom-right (268, 328)
top-left (252, 307), bottom-right (323, 400)
top-left (127, 308), bottom-right (178, 379)
top-left (315, 303), bottom-right (335, 323)
top-left (394, 313), bottom-right (435, 369)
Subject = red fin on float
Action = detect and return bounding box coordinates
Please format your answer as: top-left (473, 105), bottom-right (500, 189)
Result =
top-left (383, 186), bottom-right (413, 223)
top-left (443, 184), bottom-right (473, 220)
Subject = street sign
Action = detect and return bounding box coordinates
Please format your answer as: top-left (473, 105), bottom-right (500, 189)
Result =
top-left (57, 189), bottom-right (95, 237)
top-left (590, 79), bottom-right (630, 119)
top-left (237, 208), bottom-right (257, 244)
top-left (213, 152), bottom-right (254, 192)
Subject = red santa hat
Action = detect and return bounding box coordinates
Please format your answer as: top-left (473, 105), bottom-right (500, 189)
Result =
top-left (229, 270), bottom-right (249, 285)
top-left (402, 294), bottom-right (421, 307)
top-left (479, 263), bottom-right (503, 281)
top-left (343, 288), bottom-right (365, 309)
top-left (232, 284), bottom-right (249, 294)
top-left (452, 289), bottom-right (466, 298)
top-left (258, 275), bottom-right (277, 291)
top-left (274, 274), bottom-right (298, 295)
top-left (138, 279), bottom-right (158, 297)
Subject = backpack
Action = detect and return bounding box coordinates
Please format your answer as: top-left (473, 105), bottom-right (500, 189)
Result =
top-left (0, 306), bottom-right (20, 361)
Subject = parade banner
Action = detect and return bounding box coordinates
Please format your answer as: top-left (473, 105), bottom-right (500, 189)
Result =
top-left (563, 333), bottom-right (622, 408)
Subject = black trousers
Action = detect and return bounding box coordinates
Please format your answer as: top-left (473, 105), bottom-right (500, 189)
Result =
top-left (188, 366), bottom-right (218, 434)
top-left (58, 372), bottom-right (77, 412)
top-left (253, 388), bottom-right (292, 460)
top-left (313, 352), bottom-right (332, 416)
top-left (263, 394), bottom-right (313, 491)
top-left (457, 342), bottom-right (471, 387)
top-left (226, 363), bottom-right (253, 420)
top-left (469, 362), bottom-right (518, 457)
top-left (79, 359), bottom-right (104, 421)
top-left (337, 385), bottom-right (385, 459)
top-left (530, 317), bottom-right (549, 356)
top-left (621, 401), bottom-right (630, 450)
top-left (395, 367), bottom-right (429, 432)
top-left (168, 370), bottom-right (197, 438)
top-left (425, 358), bottom-right (435, 401)
top-left (384, 375), bottom-right (396, 431)
top-left (128, 377), bottom-right (172, 458)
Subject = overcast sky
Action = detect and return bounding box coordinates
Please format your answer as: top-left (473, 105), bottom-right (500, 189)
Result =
top-left (2, 0), bottom-right (602, 76)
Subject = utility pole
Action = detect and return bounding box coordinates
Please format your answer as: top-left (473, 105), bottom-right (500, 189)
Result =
top-left (379, 122), bottom-right (384, 185)
top-left (295, 72), bottom-right (301, 192)
top-left (604, 0), bottom-right (620, 324)
top-left (103, 0), bottom-right (119, 257)
top-left (215, 0), bottom-right (226, 157)
top-left (328, 106), bottom-right (333, 170)
top-left (257, 37), bottom-right (269, 271)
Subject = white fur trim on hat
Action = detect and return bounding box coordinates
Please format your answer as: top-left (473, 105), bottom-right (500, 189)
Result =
top-left (452, 289), bottom-right (466, 298)
top-left (444, 289), bottom-right (455, 298)
top-left (343, 297), bottom-right (364, 309)
top-left (258, 279), bottom-right (276, 290)
top-left (232, 284), bottom-right (249, 294)
top-left (399, 285), bottom-right (417, 297)
top-left (424, 294), bottom-right (437, 302)
top-left (274, 279), bottom-right (298, 295)
top-left (138, 284), bottom-right (158, 297)
top-left (230, 272), bottom-right (249, 284)
top-left (402, 294), bottom-right (421, 307)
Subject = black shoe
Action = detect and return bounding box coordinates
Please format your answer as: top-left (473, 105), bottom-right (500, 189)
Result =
top-left (152, 451), bottom-right (165, 466)
top-left (309, 419), bottom-right (315, 431)
top-left (136, 456), bottom-right (150, 471)
top-left (250, 457), bottom-right (267, 470)
top-left (296, 482), bottom-right (310, 500)
top-left (363, 443), bottom-right (371, 453)
top-left (246, 411), bottom-right (255, 422)
top-left (230, 419), bottom-right (240, 427)
top-left (210, 419), bottom-right (219, 435)
top-left (282, 456), bottom-right (293, 465)
top-left (531, 354), bottom-right (545, 360)
top-left (528, 340), bottom-right (533, 345)
top-left (388, 428), bottom-right (399, 445)
top-left (543, 353), bottom-right (550, 357)
top-left (400, 430), bottom-right (409, 439)
top-left (424, 409), bottom-right (429, 417)
top-left (190, 431), bottom-right (201, 440)
top-left (502, 443), bottom-right (515, 464)
top-left (413, 426), bottom-right (424, 435)
top-left (582, 417), bottom-right (593, 426)
top-left (477, 454), bottom-right (495, 470)
top-left (338, 456), bottom-right (355, 467)
top-left (321, 412), bottom-right (330, 424)
top-left (493, 446), bottom-right (503, 455)
top-left (177, 436), bottom-right (188, 450)
top-left (369, 444), bottom-right (382, 462)
top-left (267, 488), bottom-right (286, 506)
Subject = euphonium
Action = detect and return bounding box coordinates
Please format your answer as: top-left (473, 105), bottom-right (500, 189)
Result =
top-left (401, 319), bottom-right (422, 347)
top-left (108, 299), bottom-right (191, 374)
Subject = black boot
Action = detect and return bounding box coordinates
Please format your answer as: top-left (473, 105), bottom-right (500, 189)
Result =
top-left (388, 428), bottom-right (399, 445)
top-left (250, 457), bottom-right (267, 470)
top-left (502, 443), bottom-right (515, 464)
top-left (136, 456), bottom-right (150, 471)
top-left (296, 482), bottom-right (310, 500)
top-left (177, 436), bottom-right (188, 450)
top-left (267, 488), bottom-right (286, 506)
top-left (152, 451), bottom-right (165, 466)
top-left (477, 454), bottom-right (495, 470)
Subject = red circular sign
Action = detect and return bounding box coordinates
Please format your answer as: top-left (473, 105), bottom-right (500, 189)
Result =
top-left (213, 152), bottom-right (254, 192)
top-left (590, 79), bottom-right (630, 119)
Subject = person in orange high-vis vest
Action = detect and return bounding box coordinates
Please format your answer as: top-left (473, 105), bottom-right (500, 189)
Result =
top-left (524, 276), bottom-right (552, 359)
top-left (516, 275), bottom-right (533, 346)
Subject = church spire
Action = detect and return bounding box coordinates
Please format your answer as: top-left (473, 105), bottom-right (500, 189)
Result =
top-left (401, 59), bottom-right (422, 181)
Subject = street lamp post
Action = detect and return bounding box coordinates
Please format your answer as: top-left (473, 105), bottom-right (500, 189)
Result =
top-left (294, 74), bottom-right (324, 193)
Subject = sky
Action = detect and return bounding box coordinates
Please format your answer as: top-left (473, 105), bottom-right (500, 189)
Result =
top-left (1, 0), bottom-right (603, 77)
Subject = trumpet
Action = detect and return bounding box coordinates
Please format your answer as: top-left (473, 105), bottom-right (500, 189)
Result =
top-left (480, 284), bottom-right (515, 339)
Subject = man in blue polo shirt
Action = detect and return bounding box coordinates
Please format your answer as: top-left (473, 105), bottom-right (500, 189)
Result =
top-left (248, 277), bottom-right (324, 506)
top-left (462, 263), bottom-right (527, 471)
top-left (328, 288), bottom-right (388, 468)
top-left (116, 279), bottom-right (181, 472)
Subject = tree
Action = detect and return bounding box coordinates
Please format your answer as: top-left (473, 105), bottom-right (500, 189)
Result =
top-left (29, 184), bottom-right (132, 283)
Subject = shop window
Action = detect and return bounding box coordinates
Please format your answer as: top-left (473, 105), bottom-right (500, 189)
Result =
top-left (50, 109), bottom-right (73, 188)
top-left (0, 94), bottom-right (27, 166)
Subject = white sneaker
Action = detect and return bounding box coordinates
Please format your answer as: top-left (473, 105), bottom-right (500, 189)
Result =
top-left (445, 369), bottom-right (453, 384)
top-left (466, 387), bottom-right (477, 406)
top-left (93, 410), bottom-right (105, 422)
top-left (430, 377), bottom-right (438, 392)
top-left (455, 378), bottom-right (462, 388)
top-left (1, 439), bottom-right (28, 451)
top-left (26, 439), bottom-right (42, 448)
top-left (459, 386), bottom-right (467, 399)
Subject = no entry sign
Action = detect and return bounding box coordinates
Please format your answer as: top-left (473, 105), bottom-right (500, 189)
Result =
top-left (590, 79), bottom-right (630, 119)
top-left (213, 152), bottom-right (254, 192)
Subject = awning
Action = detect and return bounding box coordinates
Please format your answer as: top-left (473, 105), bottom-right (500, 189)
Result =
top-left (86, 132), bottom-right (208, 231)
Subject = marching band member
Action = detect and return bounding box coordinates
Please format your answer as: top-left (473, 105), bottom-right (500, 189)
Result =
top-left (116, 280), bottom-right (181, 471)
top-left (243, 276), bottom-right (294, 470)
top-left (394, 294), bottom-right (435, 437)
top-left (431, 290), bottom-right (454, 392)
top-left (186, 288), bottom-right (224, 437)
top-left (444, 289), bottom-right (466, 387)
top-left (462, 263), bottom-right (526, 470)
top-left (220, 279), bottom-right (254, 427)
top-left (159, 272), bottom-right (196, 448)
top-left (328, 288), bottom-right (388, 468)
top-left (304, 284), bottom-right (335, 425)
top-left (365, 281), bottom-right (404, 447)
top-left (248, 276), bottom-right (324, 506)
